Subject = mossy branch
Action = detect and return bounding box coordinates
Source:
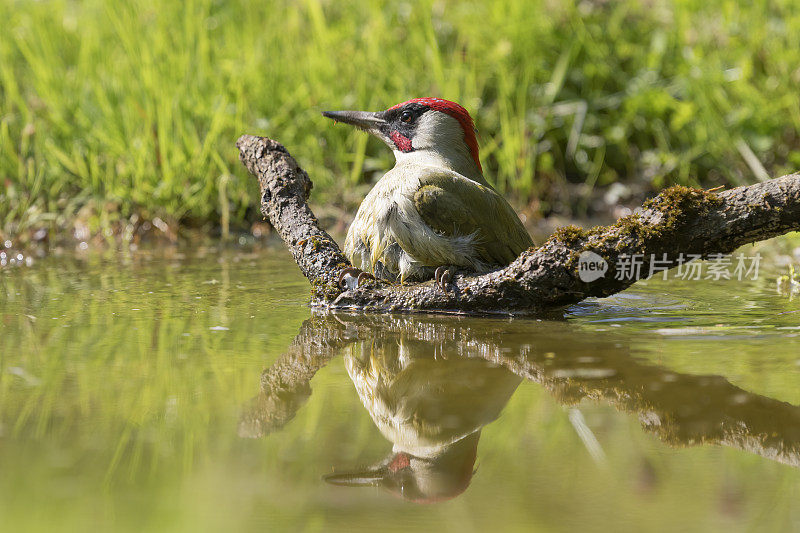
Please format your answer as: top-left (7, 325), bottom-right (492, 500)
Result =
top-left (237, 134), bottom-right (800, 315)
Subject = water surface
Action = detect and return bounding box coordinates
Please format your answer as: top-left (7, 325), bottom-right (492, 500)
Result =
top-left (1, 245), bottom-right (799, 532)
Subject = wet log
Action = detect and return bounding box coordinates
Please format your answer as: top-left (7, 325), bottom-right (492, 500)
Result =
top-left (237, 134), bottom-right (800, 315)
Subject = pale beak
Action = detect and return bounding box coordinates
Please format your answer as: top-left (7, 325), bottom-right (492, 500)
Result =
top-left (322, 110), bottom-right (386, 132)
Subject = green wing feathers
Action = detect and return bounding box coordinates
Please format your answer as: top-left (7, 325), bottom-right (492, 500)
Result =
top-left (413, 172), bottom-right (534, 267)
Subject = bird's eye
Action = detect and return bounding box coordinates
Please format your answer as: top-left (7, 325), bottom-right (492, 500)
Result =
top-left (400, 110), bottom-right (413, 123)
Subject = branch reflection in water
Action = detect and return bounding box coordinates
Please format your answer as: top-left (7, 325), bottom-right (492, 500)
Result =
top-left (239, 312), bottom-right (800, 502)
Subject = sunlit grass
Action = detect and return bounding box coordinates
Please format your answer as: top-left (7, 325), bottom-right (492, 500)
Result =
top-left (2, 0), bottom-right (800, 237)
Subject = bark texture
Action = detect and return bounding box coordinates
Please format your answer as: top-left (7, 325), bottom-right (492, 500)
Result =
top-left (237, 134), bottom-right (800, 315)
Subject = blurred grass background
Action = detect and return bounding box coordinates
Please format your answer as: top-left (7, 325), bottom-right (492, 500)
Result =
top-left (2, 0), bottom-right (800, 241)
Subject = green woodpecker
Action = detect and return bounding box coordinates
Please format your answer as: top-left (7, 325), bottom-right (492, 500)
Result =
top-left (323, 98), bottom-right (533, 290)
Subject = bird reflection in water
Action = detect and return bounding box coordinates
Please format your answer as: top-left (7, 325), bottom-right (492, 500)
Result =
top-left (240, 312), bottom-right (800, 502)
top-left (324, 334), bottom-right (521, 502)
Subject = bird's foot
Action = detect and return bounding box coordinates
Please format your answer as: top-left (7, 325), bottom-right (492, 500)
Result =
top-left (338, 267), bottom-right (376, 291)
top-left (434, 266), bottom-right (454, 292)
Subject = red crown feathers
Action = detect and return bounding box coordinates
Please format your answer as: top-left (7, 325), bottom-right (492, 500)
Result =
top-left (388, 98), bottom-right (481, 172)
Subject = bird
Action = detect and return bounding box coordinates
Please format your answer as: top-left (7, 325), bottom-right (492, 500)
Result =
top-left (322, 97), bottom-right (533, 290)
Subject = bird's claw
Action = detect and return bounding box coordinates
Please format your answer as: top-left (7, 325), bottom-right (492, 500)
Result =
top-left (434, 266), bottom-right (454, 292)
top-left (338, 267), bottom-right (376, 290)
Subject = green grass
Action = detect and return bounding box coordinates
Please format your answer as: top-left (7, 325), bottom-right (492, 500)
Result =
top-left (2, 0), bottom-right (800, 240)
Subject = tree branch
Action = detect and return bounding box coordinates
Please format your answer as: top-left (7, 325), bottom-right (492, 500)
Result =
top-left (237, 134), bottom-right (800, 315)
